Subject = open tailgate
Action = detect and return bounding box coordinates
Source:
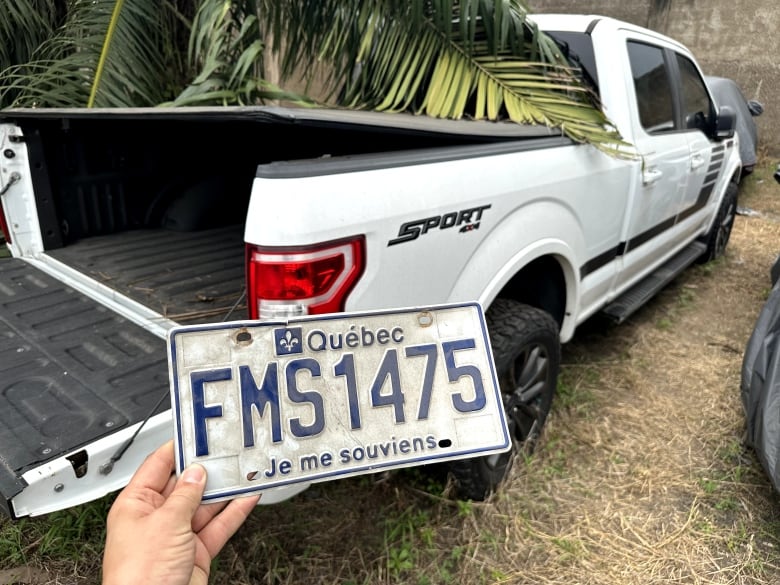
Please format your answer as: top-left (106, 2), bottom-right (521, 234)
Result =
top-left (0, 258), bottom-right (170, 517)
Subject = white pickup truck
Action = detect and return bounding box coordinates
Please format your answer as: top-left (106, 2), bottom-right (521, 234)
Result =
top-left (0, 14), bottom-right (740, 517)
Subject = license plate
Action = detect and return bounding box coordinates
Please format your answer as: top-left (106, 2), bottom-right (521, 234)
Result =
top-left (167, 302), bottom-right (510, 502)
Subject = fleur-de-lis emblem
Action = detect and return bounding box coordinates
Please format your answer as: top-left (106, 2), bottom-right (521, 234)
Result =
top-left (274, 327), bottom-right (303, 355)
top-left (280, 330), bottom-right (298, 351)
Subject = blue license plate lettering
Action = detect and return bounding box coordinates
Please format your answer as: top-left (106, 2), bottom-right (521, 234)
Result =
top-left (369, 348), bottom-right (406, 423)
top-left (169, 303), bottom-right (510, 502)
top-left (286, 358), bottom-right (326, 438)
top-left (404, 343), bottom-right (437, 420)
top-left (443, 338), bottom-right (487, 413)
top-left (333, 353), bottom-right (362, 429)
top-left (190, 368), bottom-right (229, 457)
top-left (239, 363), bottom-right (283, 446)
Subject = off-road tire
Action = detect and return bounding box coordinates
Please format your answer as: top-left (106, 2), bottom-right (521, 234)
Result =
top-left (697, 181), bottom-right (737, 264)
top-left (448, 299), bottom-right (560, 501)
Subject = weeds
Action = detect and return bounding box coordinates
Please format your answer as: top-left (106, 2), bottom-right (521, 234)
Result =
top-left (555, 366), bottom-right (597, 411)
top-left (678, 285), bottom-right (696, 307)
top-left (0, 496), bottom-right (112, 572)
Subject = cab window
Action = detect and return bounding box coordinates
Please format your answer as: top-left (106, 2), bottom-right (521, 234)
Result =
top-left (627, 41), bottom-right (675, 133)
top-left (676, 53), bottom-right (714, 134)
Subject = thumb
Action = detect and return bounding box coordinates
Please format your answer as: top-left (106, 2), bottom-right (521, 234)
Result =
top-left (164, 464), bottom-right (207, 520)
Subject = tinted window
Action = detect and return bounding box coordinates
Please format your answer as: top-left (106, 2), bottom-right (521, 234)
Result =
top-left (676, 54), bottom-right (713, 134)
top-left (627, 41), bottom-right (675, 133)
top-left (546, 31), bottom-right (599, 95)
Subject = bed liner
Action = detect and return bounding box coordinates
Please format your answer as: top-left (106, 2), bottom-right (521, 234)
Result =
top-left (0, 258), bottom-right (171, 515)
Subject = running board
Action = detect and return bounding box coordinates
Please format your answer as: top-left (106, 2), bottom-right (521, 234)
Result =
top-left (601, 241), bottom-right (706, 324)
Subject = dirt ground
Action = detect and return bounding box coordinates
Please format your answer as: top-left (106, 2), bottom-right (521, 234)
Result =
top-left (2, 165), bottom-right (780, 585)
top-left (206, 164), bottom-right (780, 585)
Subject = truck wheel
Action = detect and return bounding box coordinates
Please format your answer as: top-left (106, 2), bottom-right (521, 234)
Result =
top-left (448, 299), bottom-right (560, 501)
top-left (698, 181), bottom-right (737, 263)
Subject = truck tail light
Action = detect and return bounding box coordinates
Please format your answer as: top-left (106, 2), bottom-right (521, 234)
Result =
top-left (246, 236), bottom-right (365, 320)
top-left (0, 200), bottom-right (10, 244)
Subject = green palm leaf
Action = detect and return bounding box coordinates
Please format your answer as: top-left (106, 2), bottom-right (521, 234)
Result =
top-left (0, 0), bottom-right (60, 75)
top-left (1, 0), bottom-right (184, 108)
top-left (168, 0), bottom-right (316, 106)
top-left (1, 0), bottom-right (631, 155)
top-left (269, 0), bottom-right (630, 154)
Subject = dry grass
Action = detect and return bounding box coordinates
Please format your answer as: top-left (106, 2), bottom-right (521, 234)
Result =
top-left (3, 164), bottom-right (780, 585)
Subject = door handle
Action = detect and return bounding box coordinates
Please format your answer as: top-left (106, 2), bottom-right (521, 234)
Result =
top-left (690, 154), bottom-right (705, 170)
top-left (642, 168), bottom-right (663, 185)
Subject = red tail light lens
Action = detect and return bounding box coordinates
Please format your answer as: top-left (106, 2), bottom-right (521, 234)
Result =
top-left (0, 200), bottom-right (10, 244)
top-left (246, 237), bottom-right (365, 319)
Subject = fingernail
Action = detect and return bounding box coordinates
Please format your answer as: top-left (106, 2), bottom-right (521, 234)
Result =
top-left (182, 464), bottom-right (206, 485)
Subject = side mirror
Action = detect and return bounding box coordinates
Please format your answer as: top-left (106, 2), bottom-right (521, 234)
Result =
top-left (715, 105), bottom-right (735, 140)
top-left (748, 100), bottom-right (764, 117)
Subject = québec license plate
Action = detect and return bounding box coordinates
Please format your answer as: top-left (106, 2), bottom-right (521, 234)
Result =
top-left (167, 302), bottom-right (510, 502)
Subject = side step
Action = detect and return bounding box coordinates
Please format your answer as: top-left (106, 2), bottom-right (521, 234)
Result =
top-left (601, 241), bottom-right (706, 324)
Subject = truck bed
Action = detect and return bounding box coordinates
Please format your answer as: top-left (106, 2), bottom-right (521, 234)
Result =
top-left (48, 224), bottom-right (246, 324)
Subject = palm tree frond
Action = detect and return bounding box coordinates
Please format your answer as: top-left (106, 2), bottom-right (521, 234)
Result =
top-left (170, 0), bottom-right (305, 106)
top-left (1, 0), bottom-right (179, 108)
top-left (270, 0), bottom-right (629, 153)
top-left (0, 0), bottom-right (61, 78)
top-left (2, 0), bottom-right (632, 155)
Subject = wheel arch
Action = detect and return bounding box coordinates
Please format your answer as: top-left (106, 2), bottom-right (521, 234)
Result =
top-left (446, 199), bottom-right (588, 343)
top-left (490, 254), bottom-right (567, 322)
top-left (478, 241), bottom-right (580, 342)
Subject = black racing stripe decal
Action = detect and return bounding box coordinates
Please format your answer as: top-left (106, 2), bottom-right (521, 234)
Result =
top-left (626, 215), bottom-right (677, 252)
top-left (704, 169), bottom-right (720, 183)
top-left (579, 244), bottom-right (625, 278)
top-left (581, 153), bottom-right (727, 279)
top-left (678, 182), bottom-right (715, 222)
top-left (579, 215), bottom-right (675, 279)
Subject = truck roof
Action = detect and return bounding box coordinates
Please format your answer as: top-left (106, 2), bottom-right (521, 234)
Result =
top-left (530, 13), bottom-right (689, 54)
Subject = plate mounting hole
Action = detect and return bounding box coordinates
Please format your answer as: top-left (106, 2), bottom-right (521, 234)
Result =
top-left (417, 312), bottom-right (433, 327)
top-left (235, 330), bottom-right (253, 344)
top-left (438, 438), bottom-right (452, 448)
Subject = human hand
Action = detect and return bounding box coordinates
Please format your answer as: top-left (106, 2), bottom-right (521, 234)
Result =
top-left (102, 440), bottom-right (260, 585)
